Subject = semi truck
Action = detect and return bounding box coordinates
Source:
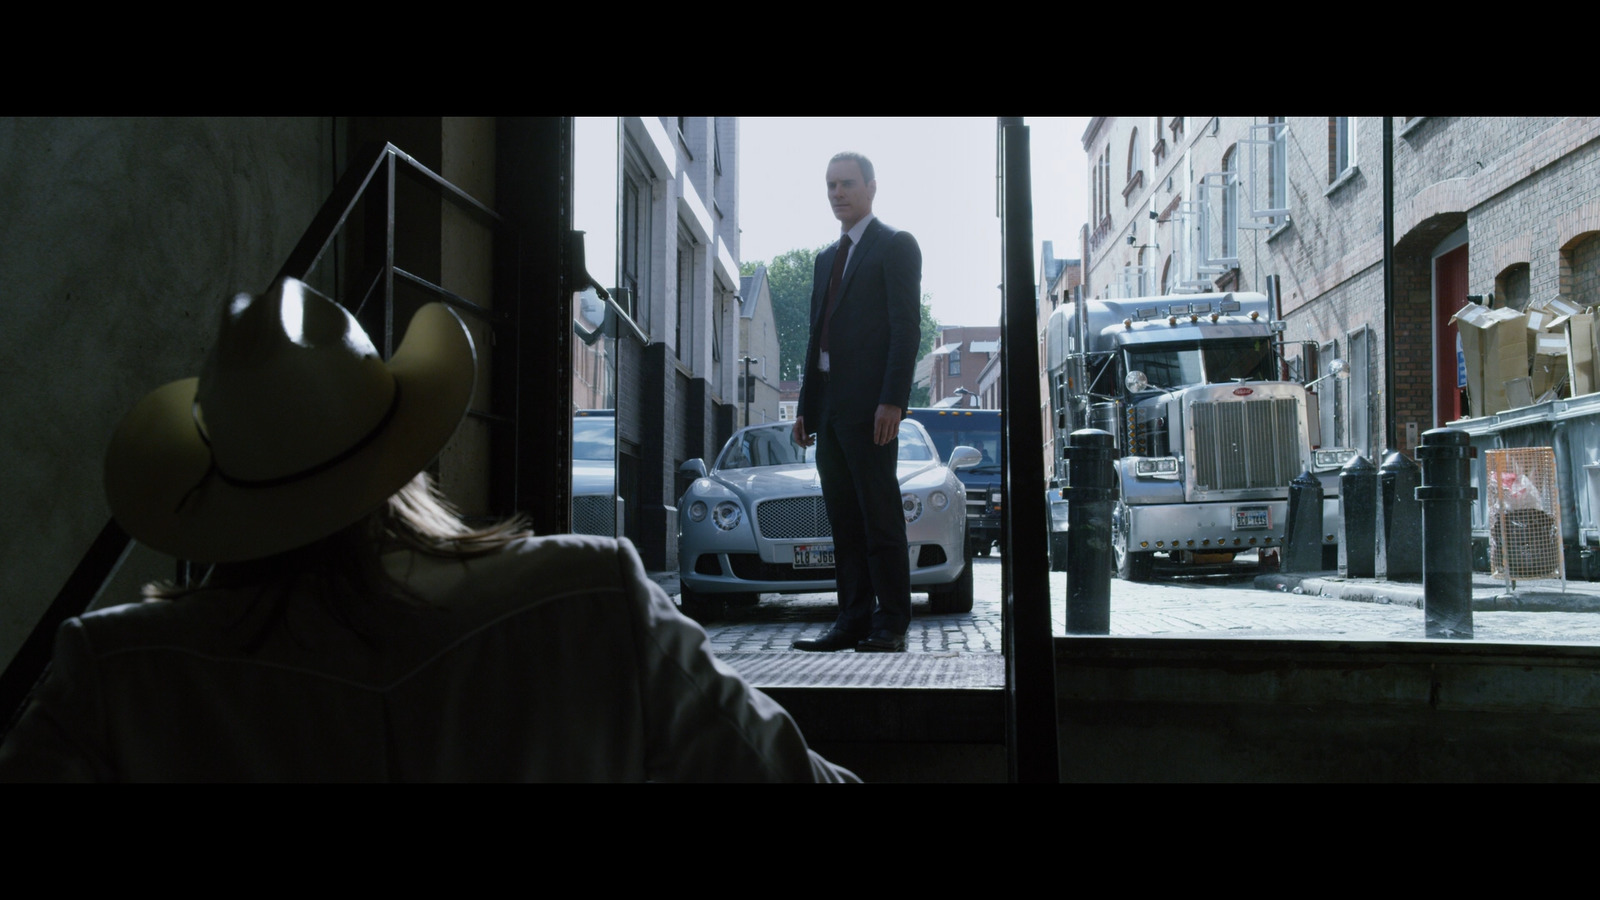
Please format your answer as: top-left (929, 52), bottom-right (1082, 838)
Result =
top-left (1043, 291), bottom-right (1351, 580)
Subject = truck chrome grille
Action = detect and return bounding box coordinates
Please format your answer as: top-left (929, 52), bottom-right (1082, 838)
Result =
top-left (755, 497), bottom-right (833, 539)
top-left (1191, 397), bottom-right (1301, 490)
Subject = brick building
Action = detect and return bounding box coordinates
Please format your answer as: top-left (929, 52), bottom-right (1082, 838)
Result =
top-left (929, 325), bottom-right (1001, 408)
top-left (1078, 116), bottom-right (1600, 459)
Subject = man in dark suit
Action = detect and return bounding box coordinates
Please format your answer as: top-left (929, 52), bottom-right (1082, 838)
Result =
top-left (791, 152), bottom-right (922, 653)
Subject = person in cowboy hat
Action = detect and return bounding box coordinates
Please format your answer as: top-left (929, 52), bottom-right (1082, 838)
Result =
top-left (0, 278), bottom-right (857, 782)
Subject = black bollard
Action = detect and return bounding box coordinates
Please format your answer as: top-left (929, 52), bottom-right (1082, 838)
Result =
top-left (1416, 428), bottom-right (1477, 638)
top-left (1282, 469), bottom-right (1326, 573)
top-left (1380, 450), bottom-right (1422, 581)
top-left (1339, 454), bottom-right (1378, 578)
top-left (1064, 429), bottom-right (1115, 634)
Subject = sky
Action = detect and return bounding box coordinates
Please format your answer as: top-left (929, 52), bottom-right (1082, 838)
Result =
top-left (737, 117), bottom-right (1092, 328)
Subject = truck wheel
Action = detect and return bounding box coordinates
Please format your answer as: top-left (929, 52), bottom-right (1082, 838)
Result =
top-left (1112, 496), bottom-right (1154, 582)
top-left (929, 559), bottom-right (975, 614)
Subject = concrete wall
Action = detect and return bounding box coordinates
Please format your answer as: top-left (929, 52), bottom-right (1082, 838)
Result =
top-left (1056, 636), bottom-right (1600, 781)
top-left (0, 117), bottom-right (334, 666)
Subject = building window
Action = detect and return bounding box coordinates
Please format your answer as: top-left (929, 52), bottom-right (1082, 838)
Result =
top-left (1102, 145), bottom-right (1111, 223)
top-left (620, 148), bottom-right (652, 326)
top-left (1268, 116), bottom-right (1288, 226)
top-left (1127, 128), bottom-right (1142, 185)
top-left (949, 348), bottom-right (961, 377)
top-left (676, 230), bottom-right (695, 363)
top-left (1496, 262), bottom-right (1531, 312)
top-left (1329, 117), bottom-right (1354, 182)
top-left (1221, 146), bottom-right (1238, 259)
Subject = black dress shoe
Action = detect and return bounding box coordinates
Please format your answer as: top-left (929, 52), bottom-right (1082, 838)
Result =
top-left (856, 632), bottom-right (907, 653)
top-left (792, 629), bottom-right (864, 652)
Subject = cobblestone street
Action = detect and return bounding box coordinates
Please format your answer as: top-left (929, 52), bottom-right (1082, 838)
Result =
top-left (680, 554), bottom-right (1600, 652)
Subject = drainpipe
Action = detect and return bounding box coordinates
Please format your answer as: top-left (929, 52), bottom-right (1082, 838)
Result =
top-left (1384, 117), bottom-right (1397, 452)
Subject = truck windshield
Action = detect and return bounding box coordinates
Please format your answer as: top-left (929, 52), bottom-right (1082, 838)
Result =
top-left (908, 411), bottom-right (1002, 473)
top-left (1125, 339), bottom-right (1276, 391)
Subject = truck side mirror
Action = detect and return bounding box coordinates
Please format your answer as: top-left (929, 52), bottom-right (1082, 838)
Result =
top-left (948, 446), bottom-right (983, 470)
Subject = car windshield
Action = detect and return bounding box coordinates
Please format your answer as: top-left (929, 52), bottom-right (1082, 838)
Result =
top-left (715, 422), bottom-right (936, 470)
top-left (572, 416), bottom-right (615, 461)
top-left (1124, 338), bottom-right (1276, 392)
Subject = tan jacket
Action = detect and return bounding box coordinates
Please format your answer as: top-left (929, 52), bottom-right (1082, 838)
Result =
top-left (0, 535), bottom-right (856, 782)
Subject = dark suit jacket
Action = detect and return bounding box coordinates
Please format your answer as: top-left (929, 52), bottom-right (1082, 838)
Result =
top-left (797, 218), bottom-right (922, 425)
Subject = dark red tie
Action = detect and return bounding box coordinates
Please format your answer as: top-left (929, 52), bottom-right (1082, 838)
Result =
top-left (819, 233), bottom-right (853, 359)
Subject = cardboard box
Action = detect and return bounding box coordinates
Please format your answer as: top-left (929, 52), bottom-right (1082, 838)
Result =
top-left (1546, 297), bottom-right (1584, 317)
top-left (1532, 332), bottom-right (1569, 399)
top-left (1555, 305), bottom-right (1593, 393)
top-left (1526, 308), bottom-right (1554, 359)
top-left (1451, 303), bottom-right (1528, 416)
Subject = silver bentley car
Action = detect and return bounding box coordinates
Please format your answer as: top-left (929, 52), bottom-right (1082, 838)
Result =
top-left (675, 419), bottom-right (981, 621)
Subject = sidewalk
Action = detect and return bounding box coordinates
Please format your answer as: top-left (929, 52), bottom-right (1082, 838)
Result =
top-left (1255, 568), bottom-right (1600, 613)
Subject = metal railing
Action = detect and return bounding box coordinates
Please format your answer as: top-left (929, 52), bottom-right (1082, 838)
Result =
top-left (2, 142), bottom-right (519, 735)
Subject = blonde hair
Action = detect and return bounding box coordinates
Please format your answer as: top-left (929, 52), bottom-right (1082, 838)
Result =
top-left (144, 472), bottom-right (531, 604)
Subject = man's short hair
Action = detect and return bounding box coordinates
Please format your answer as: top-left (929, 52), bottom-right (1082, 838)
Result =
top-left (829, 151), bottom-right (875, 184)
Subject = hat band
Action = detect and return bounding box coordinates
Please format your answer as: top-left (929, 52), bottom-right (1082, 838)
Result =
top-left (176, 383), bottom-right (403, 511)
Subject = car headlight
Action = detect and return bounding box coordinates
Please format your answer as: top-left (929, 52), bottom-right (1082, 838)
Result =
top-left (712, 501), bottom-right (743, 531)
top-left (930, 491), bottom-right (949, 510)
top-left (902, 493), bottom-right (923, 524)
top-left (688, 500), bottom-right (708, 523)
top-left (1134, 457), bottom-right (1181, 479)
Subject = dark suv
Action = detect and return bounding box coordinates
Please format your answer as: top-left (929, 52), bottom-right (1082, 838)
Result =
top-left (907, 408), bottom-right (1002, 557)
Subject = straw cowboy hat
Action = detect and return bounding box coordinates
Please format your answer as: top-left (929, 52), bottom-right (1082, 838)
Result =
top-left (105, 277), bottom-right (476, 563)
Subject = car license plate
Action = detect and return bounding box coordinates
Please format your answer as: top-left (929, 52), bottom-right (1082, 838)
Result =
top-left (793, 544), bottom-right (835, 568)
top-left (1234, 506), bottom-right (1271, 530)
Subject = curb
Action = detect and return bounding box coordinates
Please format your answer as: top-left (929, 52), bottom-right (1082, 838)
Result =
top-left (1256, 572), bottom-right (1600, 613)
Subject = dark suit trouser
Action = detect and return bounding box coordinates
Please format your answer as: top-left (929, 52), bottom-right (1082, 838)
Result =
top-left (814, 382), bottom-right (912, 637)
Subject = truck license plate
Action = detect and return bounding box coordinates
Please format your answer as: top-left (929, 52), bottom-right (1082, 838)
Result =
top-left (793, 544), bottom-right (835, 568)
top-left (1234, 506), bottom-right (1271, 530)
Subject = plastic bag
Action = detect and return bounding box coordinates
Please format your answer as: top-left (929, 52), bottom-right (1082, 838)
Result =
top-left (1495, 471), bottom-right (1543, 512)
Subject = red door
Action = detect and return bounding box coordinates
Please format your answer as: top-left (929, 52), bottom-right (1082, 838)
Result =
top-left (1435, 244), bottom-right (1469, 426)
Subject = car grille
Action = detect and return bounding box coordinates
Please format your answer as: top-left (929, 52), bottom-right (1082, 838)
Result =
top-left (727, 553), bottom-right (834, 581)
top-left (755, 496), bottom-right (833, 540)
top-left (1191, 397), bottom-right (1301, 491)
top-left (571, 495), bottom-right (615, 536)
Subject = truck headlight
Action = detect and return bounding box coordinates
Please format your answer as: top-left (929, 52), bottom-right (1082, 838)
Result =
top-left (1313, 448), bottom-right (1358, 471)
top-left (902, 493), bottom-right (924, 524)
top-left (712, 501), bottom-right (743, 531)
top-left (1134, 457), bottom-right (1181, 479)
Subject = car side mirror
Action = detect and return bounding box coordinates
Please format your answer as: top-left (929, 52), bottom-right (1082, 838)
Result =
top-left (948, 446), bottom-right (983, 470)
top-left (679, 458), bottom-right (708, 480)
